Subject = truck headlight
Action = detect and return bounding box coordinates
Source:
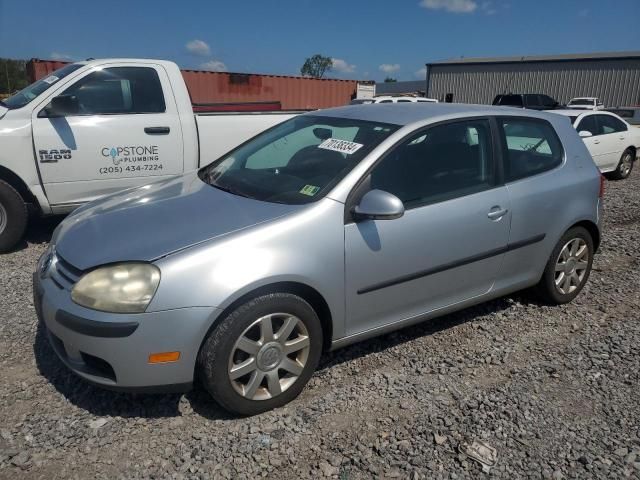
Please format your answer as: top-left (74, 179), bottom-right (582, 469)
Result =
top-left (71, 263), bottom-right (160, 313)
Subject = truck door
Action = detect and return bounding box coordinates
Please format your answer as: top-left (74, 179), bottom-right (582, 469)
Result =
top-left (32, 63), bottom-right (184, 207)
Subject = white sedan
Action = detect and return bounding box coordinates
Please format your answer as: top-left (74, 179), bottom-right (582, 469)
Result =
top-left (550, 110), bottom-right (639, 179)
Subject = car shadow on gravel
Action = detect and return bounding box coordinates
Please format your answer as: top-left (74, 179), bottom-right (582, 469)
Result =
top-left (9, 215), bottom-right (66, 252)
top-left (33, 292), bottom-right (541, 421)
top-left (316, 293), bottom-right (539, 373)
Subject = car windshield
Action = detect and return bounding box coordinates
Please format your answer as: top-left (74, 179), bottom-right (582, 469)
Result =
top-left (3, 63), bottom-right (84, 109)
top-left (199, 115), bottom-right (400, 204)
top-left (569, 99), bottom-right (593, 106)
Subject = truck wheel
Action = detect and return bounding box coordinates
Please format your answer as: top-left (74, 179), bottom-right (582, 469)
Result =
top-left (534, 227), bottom-right (594, 305)
top-left (607, 148), bottom-right (634, 180)
top-left (198, 293), bottom-right (323, 416)
top-left (0, 180), bottom-right (28, 253)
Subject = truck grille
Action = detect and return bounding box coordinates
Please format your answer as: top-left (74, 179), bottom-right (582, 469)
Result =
top-left (50, 253), bottom-right (84, 290)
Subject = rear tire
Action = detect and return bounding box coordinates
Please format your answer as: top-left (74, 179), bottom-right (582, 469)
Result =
top-left (534, 227), bottom-right (594, 305)
top-left (606, 148), bottom-right (634, 180)
top-left (198, 293), bottom-right (323, 416)
top-left (0, 180), bottom-right (28, 253)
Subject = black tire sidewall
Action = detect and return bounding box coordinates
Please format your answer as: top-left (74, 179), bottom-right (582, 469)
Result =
top-left (0, 180), bottom-right (28, 253)
top-left (199, 293), bottom-right (323, 416)
top-left (538, 227), bottom-right (594, 304)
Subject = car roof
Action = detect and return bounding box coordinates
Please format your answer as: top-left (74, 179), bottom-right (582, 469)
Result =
top-left (311, 103), bottom-right (568, 127)
top-left (570, 97), bottom-right (597, 101)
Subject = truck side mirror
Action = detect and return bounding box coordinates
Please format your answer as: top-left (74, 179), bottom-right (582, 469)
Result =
top-left (41, 94), bottom-right (80, 118)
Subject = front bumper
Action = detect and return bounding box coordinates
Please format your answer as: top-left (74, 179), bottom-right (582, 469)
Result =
top-left (34, 270), bottom-right (220, 391)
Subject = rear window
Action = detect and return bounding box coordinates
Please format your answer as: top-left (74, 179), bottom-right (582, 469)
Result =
top-left (495, 95), bottom-right (524, 108)
top-left (607, 109), bottom-right (634, 119)
top-left (499, 118), bottom-right (564, 182)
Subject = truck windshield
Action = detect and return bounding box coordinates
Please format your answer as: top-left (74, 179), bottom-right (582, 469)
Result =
top-left (569, 99), bottom-right (593, 106)
top-left (3, 63), bottom-right (84, 109)
top-left (199, 115), bottom-right (399, 204)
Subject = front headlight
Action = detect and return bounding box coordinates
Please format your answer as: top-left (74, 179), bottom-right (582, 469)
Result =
top-left (71, 263), bottom-right (160, 313)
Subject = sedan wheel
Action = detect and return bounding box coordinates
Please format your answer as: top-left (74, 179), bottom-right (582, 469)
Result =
top-left (199, 293), bottom-right (322, 415)
top-left (554, 238), bottom-right (589, 295)
top-left (608, 149), bottom-right (635, 180)
top-left (228, 313), bottom-right (310, 400)
top-left (535, 226), bottom-right (594, 305)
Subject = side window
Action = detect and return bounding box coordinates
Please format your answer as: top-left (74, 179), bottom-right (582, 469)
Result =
top-left (369, 119), bottom-right (495, 209)
top-left (500, 118), bottom-right (563, 182)
top-left (539, 95), bottom-right (557, 109)
top-left (524, 95), bottom-right (540, 108)
top-left (577, 115), bottom-right (598, 135)
top-left (598, 115), bottom-right (627, 134)
top-left (379, 100), bottom-right (393, 103)
top-left (396, 99), bottom-right (412, 103)
top-left (61, 67), bottom-right (165, 115)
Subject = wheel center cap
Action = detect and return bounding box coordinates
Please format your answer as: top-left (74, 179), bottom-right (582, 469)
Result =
top-left (257, 343), bottom-right (282, 371)
top-left (565, 258), bottom-right (576, 274)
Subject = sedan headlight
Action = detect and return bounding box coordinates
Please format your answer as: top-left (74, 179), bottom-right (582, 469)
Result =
top-left (71, 263), bottom-right (160, 313)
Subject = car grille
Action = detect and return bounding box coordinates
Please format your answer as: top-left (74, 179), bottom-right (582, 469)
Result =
top-left (50, 253), bottom-right (84, 291)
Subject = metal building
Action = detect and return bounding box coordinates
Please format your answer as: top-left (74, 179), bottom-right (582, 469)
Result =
top-left (425, 51), bottom-right (640, 107)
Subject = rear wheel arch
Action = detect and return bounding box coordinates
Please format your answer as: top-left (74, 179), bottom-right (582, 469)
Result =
top-left (0, 166), bottom-right (39, 209)
top-left (570, 220), bottom-right (600, 252)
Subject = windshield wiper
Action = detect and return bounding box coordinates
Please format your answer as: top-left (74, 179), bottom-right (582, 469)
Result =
top-left (211, 183), bottom-right (254, 199)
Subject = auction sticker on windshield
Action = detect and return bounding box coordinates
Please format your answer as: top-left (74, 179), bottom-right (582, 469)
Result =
top-left (299, 185), bottom-right (320, 196)
top-left (42, 76), bottom-right (59, 85)
top-left (318, 138), bottom-right (363, 155)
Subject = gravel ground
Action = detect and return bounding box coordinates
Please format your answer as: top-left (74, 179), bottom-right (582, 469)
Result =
top-left (1, 169), bottom-right (639, 480)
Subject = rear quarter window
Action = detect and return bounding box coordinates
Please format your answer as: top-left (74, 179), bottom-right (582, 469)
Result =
top-left (499, 117), bottom-right (564, 182)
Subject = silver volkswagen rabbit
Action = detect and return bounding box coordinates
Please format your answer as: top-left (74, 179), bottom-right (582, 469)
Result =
top-left (34, 103), bottom-right (603, 415)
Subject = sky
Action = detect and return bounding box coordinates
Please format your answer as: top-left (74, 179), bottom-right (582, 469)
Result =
top-left (0, 0), bottom-right (638, 82)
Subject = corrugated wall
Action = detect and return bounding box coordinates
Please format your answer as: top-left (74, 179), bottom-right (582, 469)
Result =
top-left (26, 59), bottom-right (361, 110)
top-left (427, 59), bottom-right (640, 107)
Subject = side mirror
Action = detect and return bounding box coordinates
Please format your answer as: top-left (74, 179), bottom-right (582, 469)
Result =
top-left (578, 130), bottom-right (593, 138)
top-left (353, 189), bottom-right (404, 221)
top-left (42, 94), bottom-right (79, 117)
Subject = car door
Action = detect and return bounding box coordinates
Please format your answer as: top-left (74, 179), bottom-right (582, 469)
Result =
top-left (344, 118), bottom-right (511, 336)
top-left (576, 114), bottom-right (609, 170)
top-left (594, 114), bottom-right (627, 171)
top-left (32, 63), bottom-right (184, 207)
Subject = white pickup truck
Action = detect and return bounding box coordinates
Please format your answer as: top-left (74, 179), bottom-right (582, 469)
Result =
top-left (0, 58), bottom-right (300, 251)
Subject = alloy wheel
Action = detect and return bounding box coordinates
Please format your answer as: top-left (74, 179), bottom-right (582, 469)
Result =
top-left (228, 313), bottom-right (310, 400)
top-left (554, 238), bottom-right (589, 295)
top-left (620, 152), bottom-right (633, 177)
top-left (0, 202), bottom-right (7, 235)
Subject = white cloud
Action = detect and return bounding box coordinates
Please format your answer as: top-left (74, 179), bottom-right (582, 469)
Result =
top-left (50, 52), bottom-right (74, 61)
top-left (379, 63), bottom-right (401, 73)
top-left (200, 60), bottom-right (227, 72)
top-left (186, 39), bottom-right (211, 56)
top-left (331, 58), bottom-right (356, 73)
top-left (481, 1), bottom-right (496, 14)
top-left (419, 0), bottom-right (477, 13)
top-left (415, 67), bottom-right (427, 78)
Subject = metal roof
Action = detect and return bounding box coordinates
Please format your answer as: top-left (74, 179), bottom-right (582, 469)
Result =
top-left (428, 51), bottom-right (640, 66)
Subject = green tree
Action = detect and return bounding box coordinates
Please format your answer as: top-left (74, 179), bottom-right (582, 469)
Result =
top-left (0, 58), bottom-right (29, 95)
top-left (300, 54), bottom-right (333, 78)
top-left (384, 77), bottom-right (397, 83)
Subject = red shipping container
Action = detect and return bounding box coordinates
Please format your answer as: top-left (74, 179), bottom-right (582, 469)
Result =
top-left (26, 59), bottom-right (370, 110)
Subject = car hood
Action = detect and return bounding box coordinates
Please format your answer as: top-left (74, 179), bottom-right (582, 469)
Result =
top-left (54, 172), bottom-right (305, 270)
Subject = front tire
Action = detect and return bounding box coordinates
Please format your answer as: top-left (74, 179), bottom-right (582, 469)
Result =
top-left (0, 180), bottom-right (28, 253)
top-left (198, 293), bottom-right (323, 416)
top-left (535, 227), bottom-right (594, 305)
top-left (607, 148), bottom-right (634, 180)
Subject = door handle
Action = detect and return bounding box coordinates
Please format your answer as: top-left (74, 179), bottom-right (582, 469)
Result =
top-left (487, 207), bottom-right (508, 220)
top-left (619, 136), bottom-right (626, 140)
top-left (593, 139), bottom-right (600, 144)
top-left (144, 126), bottom-right (170, 135)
